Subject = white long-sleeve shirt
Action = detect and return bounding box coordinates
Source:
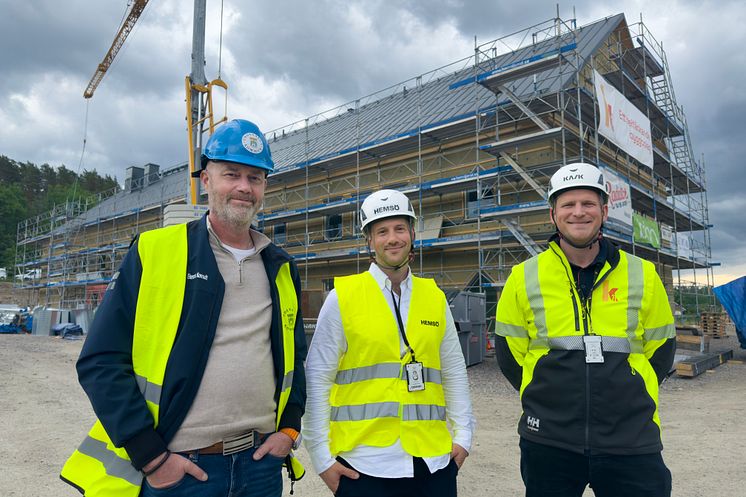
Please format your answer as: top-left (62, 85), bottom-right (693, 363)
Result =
top-left (303, 263), bottom-right (475, 478)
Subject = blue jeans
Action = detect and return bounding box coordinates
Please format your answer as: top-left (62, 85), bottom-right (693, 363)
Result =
top-left (140, 448), bottom-right (285, 497)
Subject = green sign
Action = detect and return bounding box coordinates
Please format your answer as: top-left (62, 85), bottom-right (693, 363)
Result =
top-left (633, 213), bottom-right (660, 248)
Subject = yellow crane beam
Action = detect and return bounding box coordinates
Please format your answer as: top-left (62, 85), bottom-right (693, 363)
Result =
top-left (84, 0), bottom-right (150, 99)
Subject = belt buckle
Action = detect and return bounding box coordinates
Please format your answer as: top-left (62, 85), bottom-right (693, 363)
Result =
top-left (222, 431), bottom-right (257, 456)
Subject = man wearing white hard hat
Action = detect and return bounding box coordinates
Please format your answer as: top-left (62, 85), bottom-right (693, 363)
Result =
top-left (495, 162), bottom-right (676, 497)
top-left (304, 189), bottom-right (474, 497)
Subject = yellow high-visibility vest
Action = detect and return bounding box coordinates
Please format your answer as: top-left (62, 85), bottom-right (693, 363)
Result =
top-left (330, 272), bottom-right (451, 457)
top-left (61, 223), bottom-right (303, 496)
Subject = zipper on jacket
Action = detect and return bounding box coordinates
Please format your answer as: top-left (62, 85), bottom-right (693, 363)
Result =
top-left (550, 244), bottom-right (582, 333)
top-left (570, 286), bottom-right (580, 331)
top-left (550, 242), bottom-right (598, 452)
top-left (579, 306), bottom-right (593, 453)
top-left (581, 297), bottom-right (590, 334)
top-left (551, 243), bottom-right (622, 454)
top-left (583, 267), bottom-right (607, 452)
top-left (555, 243), bottom-right (594, 450)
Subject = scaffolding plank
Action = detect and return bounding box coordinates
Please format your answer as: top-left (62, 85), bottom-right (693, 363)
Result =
top-left (675, 334), bottom-right (710, 353)
top-left (676, 350), bottom-right (733, 378)
top-left (480, 127), bottom-right (563, 156)
top-left (480, 200), bottom-right (546, 218)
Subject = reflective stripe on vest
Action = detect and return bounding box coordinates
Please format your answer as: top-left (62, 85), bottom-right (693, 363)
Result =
top-left (334, 363), bottom-right (443, 385)
top-left (330, 402), bottom-right (447, 423)
top-left (330, 272), bottom-right (451, 457)
top-left (626, 255), bottom-right (644, 343)
top-left (547, 335), bottom-right (642, 354)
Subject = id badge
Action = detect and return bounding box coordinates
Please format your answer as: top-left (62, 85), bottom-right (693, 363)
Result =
top-left (405, 362), bottom-right (426, 392)
top-left (583, 335), bottom-right (604, 364)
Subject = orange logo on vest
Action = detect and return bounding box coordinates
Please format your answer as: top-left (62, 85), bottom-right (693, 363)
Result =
top-left (602, 280), bottom-right (618, 302)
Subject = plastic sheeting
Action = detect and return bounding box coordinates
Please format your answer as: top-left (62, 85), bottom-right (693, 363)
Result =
top-left (713, 275), bottom-right (746, 349)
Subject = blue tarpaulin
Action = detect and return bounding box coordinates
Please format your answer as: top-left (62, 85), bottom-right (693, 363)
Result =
top-left (713, 275), bottom-right (746, 349)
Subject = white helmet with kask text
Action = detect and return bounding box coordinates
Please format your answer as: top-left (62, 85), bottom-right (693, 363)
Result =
top-left (359, 189), bottom-right (416, 232)
top-left (547, 162), bottom-right (608, 204)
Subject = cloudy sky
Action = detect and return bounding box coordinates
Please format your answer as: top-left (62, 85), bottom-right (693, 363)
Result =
top-left (1, 0), bottom-right (744, 285)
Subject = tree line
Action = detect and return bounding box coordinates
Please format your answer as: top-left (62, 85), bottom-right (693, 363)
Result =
top-left (0, 155), bottom-right (120, 272)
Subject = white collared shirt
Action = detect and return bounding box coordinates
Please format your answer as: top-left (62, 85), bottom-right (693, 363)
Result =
top-left (303, 264), bottom-right (475, 478)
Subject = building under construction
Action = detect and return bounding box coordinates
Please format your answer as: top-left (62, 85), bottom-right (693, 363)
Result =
top-left (15, 13), bottom-right (713, 324)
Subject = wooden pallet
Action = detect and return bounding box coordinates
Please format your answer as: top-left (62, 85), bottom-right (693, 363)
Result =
top-left (676, 350), bottom-right (733, 378)
top-left (700, 313), bottom-right (727, 338)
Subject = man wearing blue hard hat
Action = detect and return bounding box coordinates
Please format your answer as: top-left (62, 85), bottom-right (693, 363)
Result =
top-left (62, 119), bottom-right (307, 497)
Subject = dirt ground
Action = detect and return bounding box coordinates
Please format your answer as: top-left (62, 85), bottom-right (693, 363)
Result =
top-left (1, 334), bottom-right (744, 497)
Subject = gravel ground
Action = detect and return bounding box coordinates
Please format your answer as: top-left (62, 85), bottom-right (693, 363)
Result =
top-left (1, 334), bottom-right (744, 497)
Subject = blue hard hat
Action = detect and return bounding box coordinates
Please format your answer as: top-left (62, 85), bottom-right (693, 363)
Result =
top-left (192, 119), bottom-right (274, 177)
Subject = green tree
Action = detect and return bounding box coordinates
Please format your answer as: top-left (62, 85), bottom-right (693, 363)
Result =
top-left (0, 184), bottom-right (27, 269)
top-left (0, 157), bottom-right (122, 272)
top-left (0, 155), bottom-right (21, 184)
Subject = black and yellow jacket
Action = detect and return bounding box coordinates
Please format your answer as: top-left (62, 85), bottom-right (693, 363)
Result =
top-left (495, 237), bottom-right (675, 455)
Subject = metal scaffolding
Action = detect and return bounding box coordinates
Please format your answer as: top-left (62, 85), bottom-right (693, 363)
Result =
top-left (14, 13), bottom-right (713, 323)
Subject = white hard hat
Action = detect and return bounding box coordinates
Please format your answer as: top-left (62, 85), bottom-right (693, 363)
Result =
top-left (548, 162), bottom-right (607, 203)
top-left (360, 189), bottom-right (416, 232)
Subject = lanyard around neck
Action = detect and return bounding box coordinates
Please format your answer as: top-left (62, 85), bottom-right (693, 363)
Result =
top-left (390, 288), bottom-right (416, 362)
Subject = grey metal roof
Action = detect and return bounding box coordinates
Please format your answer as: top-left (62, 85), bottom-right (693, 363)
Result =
top-left (79, 163), bottom-right (188, 225)
top-left (268, 13), bottom-right (626, 174)
top-left (79, 14), bottom-right (626, 224)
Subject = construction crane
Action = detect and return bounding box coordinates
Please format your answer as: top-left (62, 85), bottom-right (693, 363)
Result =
top-left (83, 0), bottom-right (151, 99)
top-left (185, 0), bottom-right (228, 204)
top-left (83, 0), bottom-right (226, 205)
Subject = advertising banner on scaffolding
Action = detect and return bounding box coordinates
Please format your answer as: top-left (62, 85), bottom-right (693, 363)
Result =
top-left (600, 165), bottom-right (632, 233)
top-left (594, 70), bottom-right (654, 169)
top-left (633, 212), bottom-right (661, 248)
top-left (675, 232), bottom-right (692, 257)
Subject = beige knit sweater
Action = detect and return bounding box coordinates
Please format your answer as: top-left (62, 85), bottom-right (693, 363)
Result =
top-left (168, 226), bottom-right (277, 452)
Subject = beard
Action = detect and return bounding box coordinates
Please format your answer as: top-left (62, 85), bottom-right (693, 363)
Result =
top-left (375, 243), bottom-right (412, 269)
top-left (210, 194), bottom-right (261, 230)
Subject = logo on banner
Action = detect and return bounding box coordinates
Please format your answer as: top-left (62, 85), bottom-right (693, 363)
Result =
top-left (600, 83), bottom-right (615, 131)
top-left (605, 180), bottom-right (629, 207)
